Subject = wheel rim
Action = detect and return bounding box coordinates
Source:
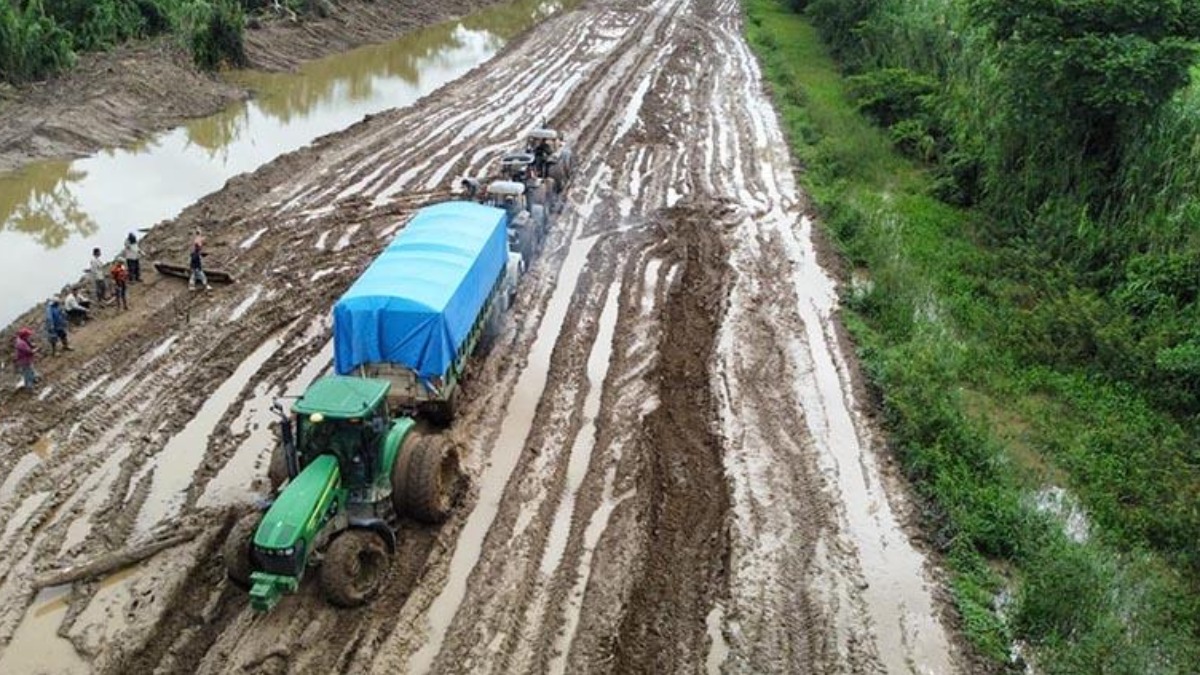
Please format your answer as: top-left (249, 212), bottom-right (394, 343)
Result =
top-left (350, 544), bottom-right (384, 596)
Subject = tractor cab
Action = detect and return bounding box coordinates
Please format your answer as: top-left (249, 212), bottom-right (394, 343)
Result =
top-left (524, 128), bottom-right (572, 185)
top-left (288, 376), bottom-right (392, 494)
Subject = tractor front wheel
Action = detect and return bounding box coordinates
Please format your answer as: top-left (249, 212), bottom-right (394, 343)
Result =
top-left (268, 446), bottom-right (288, 491)
top-left (223, 512), bottom-right (260, 588)
top-left (320, 529), bottom-right (390, 607)
top-left (392, 433), bottom-right (463, 524)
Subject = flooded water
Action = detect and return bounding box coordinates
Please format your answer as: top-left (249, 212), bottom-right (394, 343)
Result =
top-left (0, 585), bottom-right (87, 675)
top-left (132, 329), bottom-right (290, 535)
top-left (539, 278), bottom-right (621, 577)
top-left (0, 0), bottom-right (572, 329)
top-left (198, 339), bottom-right (333, 508)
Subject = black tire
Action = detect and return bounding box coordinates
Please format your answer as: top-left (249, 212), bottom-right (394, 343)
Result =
top-left (392, 433), bottom-right (462, 524)
top-left (268, 445), bottom-right (287, 491)
top-left (320, 529), bottom-right (389, 608)
top-left (424, 386), bottom-right (458, 427)
top-left (548, 163), bottom-right (568, 191)
top-left (223, 513), bottom-right (260, 588)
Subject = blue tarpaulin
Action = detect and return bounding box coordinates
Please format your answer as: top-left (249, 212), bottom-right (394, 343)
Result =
top-left (333, 201), bottom-right (508, 379)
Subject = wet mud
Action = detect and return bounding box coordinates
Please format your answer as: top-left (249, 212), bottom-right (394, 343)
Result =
top-left (0, 0), bottom-right (963, 672)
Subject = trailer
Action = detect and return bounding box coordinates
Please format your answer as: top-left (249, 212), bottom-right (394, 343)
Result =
top-left (332, 201), bottom-right (520, 425)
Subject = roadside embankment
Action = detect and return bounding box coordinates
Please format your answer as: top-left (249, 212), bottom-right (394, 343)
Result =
top-left (0, 0), bottom-right (506, 174)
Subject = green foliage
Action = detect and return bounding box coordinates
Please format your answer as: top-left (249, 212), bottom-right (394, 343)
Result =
top-left (972, 0), bottom-right (1200, 218)
top-left (0, 1), bottom-right (76, 83)
top-left (184, 0), bottom-right (247, 70)
top-left (802, 0), bottom-right (881, 68)
top-left (746, 0), bottom-right (1200, 668)
top-left (0, 0), bottom-right (334, 84)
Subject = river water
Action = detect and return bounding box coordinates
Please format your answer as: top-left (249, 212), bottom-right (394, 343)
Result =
top-left (0, 0), bottom-right (567, 329)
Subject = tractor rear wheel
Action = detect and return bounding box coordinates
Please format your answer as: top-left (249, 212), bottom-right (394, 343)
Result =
top-left (320, 529), bottom-right (389, 608)
top-left (268, 446), bottom-right (287, 490)
top-left (223, 512), bottom-right (260, 588)
top-left (392, 433), bottom-right (462, 524)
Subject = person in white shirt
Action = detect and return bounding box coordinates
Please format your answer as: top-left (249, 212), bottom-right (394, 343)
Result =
top-left (63, 288), bottom-right (90, 325)
top-left (90, 248), bottom-right (108, 302)
top-left (123, 233), bottom-right (142, 282)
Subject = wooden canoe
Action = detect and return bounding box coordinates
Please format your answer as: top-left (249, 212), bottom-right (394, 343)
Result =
top-left (153, 260), bottom-right (236, 284)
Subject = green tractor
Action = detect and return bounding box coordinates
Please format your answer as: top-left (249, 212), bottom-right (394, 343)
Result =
top-left (222, 375), bottom-right (463, 611)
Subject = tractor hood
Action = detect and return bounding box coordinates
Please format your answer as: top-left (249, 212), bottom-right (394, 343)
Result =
top-left (255, 454), bottom-right (341, 550)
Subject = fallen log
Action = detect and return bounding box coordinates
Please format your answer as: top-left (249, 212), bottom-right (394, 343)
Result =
top-left (32, 527), bottom-right (202, 590)
top-left (153, 261), bottom-right (236, 284)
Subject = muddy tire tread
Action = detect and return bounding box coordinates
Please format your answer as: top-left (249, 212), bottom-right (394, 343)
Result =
top-left (320, 529), bottom-right (389, 608)
top-left (223, 513), bottom-right (260, 588)
top-left (392, 435), bottom-right (459, 524)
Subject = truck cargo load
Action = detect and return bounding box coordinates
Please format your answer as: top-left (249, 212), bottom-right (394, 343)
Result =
top-left (333, 201), bottom-right (508, 381)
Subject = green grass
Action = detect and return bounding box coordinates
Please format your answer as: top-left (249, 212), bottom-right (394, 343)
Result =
top-left (743, 0), bottom-right (1200, 670)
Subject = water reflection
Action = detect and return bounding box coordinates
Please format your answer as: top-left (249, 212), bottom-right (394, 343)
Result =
top-left (0, 0), bottom-right (572, 327)
top-left (0, 162), bottom-right (94, 249)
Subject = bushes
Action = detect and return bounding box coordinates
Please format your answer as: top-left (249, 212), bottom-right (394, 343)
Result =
top-left (184, 0), bottom-right (247, 70)
top-left (0, 0), bottom-right (330, 84)
top-left (0, 2), bottom-right (75, 83)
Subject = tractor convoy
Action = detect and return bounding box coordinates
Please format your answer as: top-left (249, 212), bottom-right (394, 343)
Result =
top-left (222, 129), bottom-right (572, 611)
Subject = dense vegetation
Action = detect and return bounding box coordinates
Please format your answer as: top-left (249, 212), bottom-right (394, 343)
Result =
top-left (0, 0), bottom-right (329, 84)
top-left (748, 0), bottom-right (1200, 671)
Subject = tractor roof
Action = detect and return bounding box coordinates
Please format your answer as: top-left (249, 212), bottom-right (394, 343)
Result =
top-left (501, 152), bottom-right (534, 165)
top-left (292, 376), bottom-right (390, 419)
top-left (528, 128), bottom-right (558, 140)
top-left (488, 180), bottom-right (525, 196)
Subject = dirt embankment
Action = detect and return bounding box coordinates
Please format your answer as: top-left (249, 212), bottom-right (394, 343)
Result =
top-left (0, 0), bottom-right (505, 174)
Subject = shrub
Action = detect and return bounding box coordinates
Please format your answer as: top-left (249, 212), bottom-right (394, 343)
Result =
top-left (186, 0), bottom-right (246, 70)
top-left (0, 2), bottom-right (76, 84)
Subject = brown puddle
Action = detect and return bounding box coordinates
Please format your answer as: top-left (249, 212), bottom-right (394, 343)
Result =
top-left (0, 585), bottom-right (88, 674)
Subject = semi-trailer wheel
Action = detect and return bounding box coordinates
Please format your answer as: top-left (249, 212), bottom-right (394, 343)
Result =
top-left (223, 513), bottom-right (260, 588)
top-left (392, 433), bottom-right (463, 524)
top-left (320, 529), bottom-right (389, 607)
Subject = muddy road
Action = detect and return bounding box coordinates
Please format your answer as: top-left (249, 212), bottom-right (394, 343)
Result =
top-left (0, 0), bottom-right (961, 672)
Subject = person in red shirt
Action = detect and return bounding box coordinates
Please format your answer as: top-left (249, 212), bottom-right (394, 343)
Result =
top-left (111, 257), bottom-right (130, 311)
top-left (13, 327), bottom-right (39, 390)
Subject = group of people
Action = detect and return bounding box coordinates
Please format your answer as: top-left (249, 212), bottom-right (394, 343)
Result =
top-left (11, 228), bottom-right (218, 391)
top-left (88, 232), bottom-right (143, 312)
top-left (10, 232), bottom-right (145, 391)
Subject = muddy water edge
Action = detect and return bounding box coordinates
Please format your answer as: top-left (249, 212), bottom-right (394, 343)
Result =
top-left (0, 0), bottom-right (576, 332)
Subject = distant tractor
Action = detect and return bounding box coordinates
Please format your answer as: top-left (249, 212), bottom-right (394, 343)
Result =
top-left (223, 376), bottom-right (462, 611)
top-left (524, 127), bottom-right (572, 189)
top-left (480, 180), bottom-right (549, 267)
top-left (462, 127), bottom-right (572, 214)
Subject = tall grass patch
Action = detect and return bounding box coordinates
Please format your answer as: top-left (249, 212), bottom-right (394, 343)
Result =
top-left (743, 0), bottom-right (1200, 669)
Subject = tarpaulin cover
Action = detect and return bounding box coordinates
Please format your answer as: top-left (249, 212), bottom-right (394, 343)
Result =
top-left (333, 201), bottom-right (508, 378)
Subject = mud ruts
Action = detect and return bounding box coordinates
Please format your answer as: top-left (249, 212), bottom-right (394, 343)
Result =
top-left (0, 0), bottom-right (962, 672)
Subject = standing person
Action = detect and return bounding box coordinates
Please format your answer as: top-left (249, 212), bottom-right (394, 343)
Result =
top-left (13, 327), bottom-right (39, 390)
top-left (111, 257), bottom-right (130, 310)
top-left (189, 243), bottom-right (211, 291)
top-left (123, 233), bottom-right (142, 282)
top-left (63, 288), bottom-right (90, 325)
top-left (44, 298), bottom-right (71, 355)
top-left (90, 248), bottom-right (108, 303)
